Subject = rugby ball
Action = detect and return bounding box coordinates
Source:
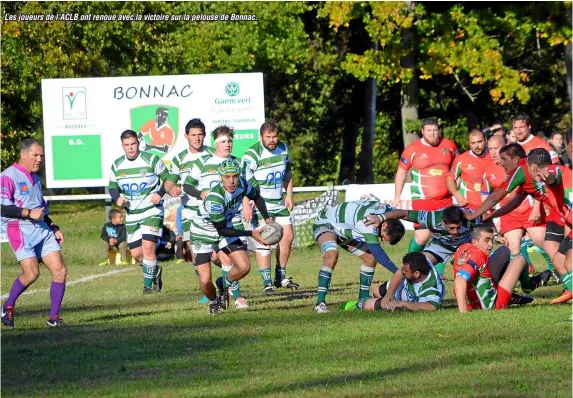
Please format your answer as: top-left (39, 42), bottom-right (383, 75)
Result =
top-left (260, 222), bottom-right (284, 245)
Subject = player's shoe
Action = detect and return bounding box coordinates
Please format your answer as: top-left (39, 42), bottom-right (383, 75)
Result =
top-left (143, 286), bottom-right (154, 295)
top-left (276, 277), bottom-right (299, 290)
top-left (339, 300), bottom-right (359, 311)
top-left (175, 259), bottom-right (185, 265)
top-left (263, 283), bottom-right (275, 295)
top-left (197, 295), bottom-right (210, 304)
top-left (153, 265), bottom-right (163, 292)
top-left (548, 270), bottom-right (561, 286)
top-left (524, 270), bottom-right (551, 293)
top-left (98, 260), bottom-right (110, 266)
top-left (537, 269), bottom-right (553, 287)
top-left (46, 316), bottom-right (67, 327)
top-left (234, 297), bottom-right (249, 309)
top-left (509, 293), bottom-right (534, 306)
top-left (208, 298), bottom-right (222, 315)
top-left (216, 277), bottom-right (229, 310)
top-left (550, 290), bottom-right (573, 305)
top-left (315, 302), bottom-right (329, 313)
top-left (2, 304), bottom-right (14, 328)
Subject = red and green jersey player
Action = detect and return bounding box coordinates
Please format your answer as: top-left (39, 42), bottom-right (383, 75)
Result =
top-left (468, 144), bottom-right (572, 304)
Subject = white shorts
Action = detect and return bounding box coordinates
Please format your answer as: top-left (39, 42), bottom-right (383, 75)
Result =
top-left (127, 224), bottom-right (163, 245)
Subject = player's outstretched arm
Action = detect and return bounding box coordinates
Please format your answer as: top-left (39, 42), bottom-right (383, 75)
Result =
top-left (366, 243), bottom-right (398, 273)
top-left (466, 187), bottom-right (507, 220)
top-left (454, 276), bottom-right (469, 313)
top-left (391, 301), bottom-right (437, 312)
top-left (249, 191), bottom-right (272, 224)
top-left (363, 209), bottom-right (409, 227)
top-left (488, 191), bottom-right (528, 220)
top-left (379, 270), bottom-right (403, 307)
top-left (182, 183), bottom-right (203, 199)
top-left (393, 168), bottom-right (408, 207)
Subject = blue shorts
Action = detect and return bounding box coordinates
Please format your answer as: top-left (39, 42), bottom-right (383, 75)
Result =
top-left (6, 220), bottom-right (61, 262)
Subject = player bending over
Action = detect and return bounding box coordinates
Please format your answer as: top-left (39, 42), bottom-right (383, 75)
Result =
top-left (185, 159), bottom-right (271, 314)
top-left (313, 200), bottom-right (406, 313)
top-left (361, 252), bottom-right (445, 312)
top-left (453, 226), bottom-right (532, 312)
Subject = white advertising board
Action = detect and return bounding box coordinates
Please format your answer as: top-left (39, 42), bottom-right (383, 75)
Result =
top-left (41, 73), bottom-right (265, 188)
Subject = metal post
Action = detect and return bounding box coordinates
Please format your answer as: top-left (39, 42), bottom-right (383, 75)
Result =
top-left (104, 186), bottom-right (111, 222)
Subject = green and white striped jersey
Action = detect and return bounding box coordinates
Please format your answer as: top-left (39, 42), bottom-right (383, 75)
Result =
top-left (241, 141), bottom-right (291, 203)
top-left (170, 146), bottom-right (214, 211)
top-left (315, 201), bottom-right (395, 245)
top-left (397, 264), bottom-right (445, 308)
top-left (192, 177), bottom-right (256, 243)
top-left (198, 154), bottom-right (241, 193)
top-left (407, 210), bottom-right (482, 250)
top-left (109, 151), bottom-right (169, 223)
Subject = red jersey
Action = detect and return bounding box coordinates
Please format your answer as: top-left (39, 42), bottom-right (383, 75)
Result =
top-left (503, 160), bottom-right (571, 227)
top-left (452, 151), bottom-right (491, 210)
top-left (452, 243), bottom-right (497, 310)
top-left (519, 135), bottom-right (559, 164)
top-left (399, 138), bottom-right (458, 206)
top-left (481, 161), bottom-right (533, 215)
top-left (140, 121), bottom-right (175, 147)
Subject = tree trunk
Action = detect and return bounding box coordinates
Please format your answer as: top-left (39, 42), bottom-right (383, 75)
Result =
top-left (338, 120), bottom-right (360, 184)
top-left (400, 1), bottom-right (419, 150)
top-left (565, 42), bottom-right (572, 106)
top-left (358, 53), bottom-right (377, 184)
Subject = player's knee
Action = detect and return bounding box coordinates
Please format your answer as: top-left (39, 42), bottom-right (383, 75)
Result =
top-left (281, 226), bottom-right (294, 242)
top-left (256, 247), bottom-right (271, 257)
top-left (23, 268), bottom-right (40, 283)
top-left (323, 250), bottom-right (338, 267)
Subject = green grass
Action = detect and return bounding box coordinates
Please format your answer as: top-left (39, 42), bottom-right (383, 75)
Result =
top-left (1, 202), bottom-right (571, 397)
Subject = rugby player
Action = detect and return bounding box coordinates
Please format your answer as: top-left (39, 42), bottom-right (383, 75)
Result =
top-left (167, 118), bottom-right (214, 259)
top-left (109, 130), bottom-right (174, 294)
top-left (447, 129), bottom-right (490, 210)
top-left (185, 159), bottom-right (270, 314)
top-left (361, 252), bottom-right (445, 312)
top-left (313, 200), bottom-right (406, 313)
top-left (511, 113), bottom-right (559, 163)
top-left (138, 107), bottom-right (175, 152)
top-left (453, 226), bottom-right (532, 312)
top-left (1, 139), bottom-right (67, 327)
top-left (481, 137), bottom-right (549, 287)
top-left (393, 117), bottom-right (458, 254)
top-left (241, 122), bottom-right (298, 294)
top-left (190, 125), bottom-right (248, 308)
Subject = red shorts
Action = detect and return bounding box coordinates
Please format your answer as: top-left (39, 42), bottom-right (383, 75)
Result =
top-left (499, 206), bottom-right (546, 235)
top-left (495, 286), bottom-right (512, 310)
top-left (412, 197), bottom-right (453, 229)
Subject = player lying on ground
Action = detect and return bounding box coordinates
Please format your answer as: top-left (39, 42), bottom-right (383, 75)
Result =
top-left (184, 159), bottom-right (271, 314)
top-left (242, 121), bottom-right (298, 293)
top-left (1, 138), bottom-right (67, 327)
top-left (468, 145), bottom-right (572, 304)
top-left (453, 226), bottom-right (532, 312)
top-left (109, 129), bottom-right (175, 294)
top-left (358, 252), bottom-right (445, 312)
top-left (313, 200), bottom-right (406, 313)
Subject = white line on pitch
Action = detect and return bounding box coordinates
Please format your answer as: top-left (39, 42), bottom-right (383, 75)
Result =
top-left (0, 267), bottom-right (137, 300)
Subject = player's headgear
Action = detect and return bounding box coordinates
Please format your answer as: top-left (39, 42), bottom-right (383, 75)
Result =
top-left (218, 159), bottom-right (241, 176)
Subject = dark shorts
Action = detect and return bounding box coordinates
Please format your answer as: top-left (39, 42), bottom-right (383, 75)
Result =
top-left (545, 221), bottom-right (565, 243)
top-left (558, 236), bottom-right (572, 255)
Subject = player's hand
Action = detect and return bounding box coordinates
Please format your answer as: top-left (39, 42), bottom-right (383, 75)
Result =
top-left (150, 193), bottom-right (162, 205)
top-left (391, 197), bottom-right (401, 208)
top-left (28, 208), bottom-right (44, 221)
top-left (364, 214), bottom-right (383, 227)
top-left (109, 238), bottom-right (118, 246)
top-left (264, 218), bottom-right (273, 225)
top-left (117, 197), bottom-right (127, 208)
top-left (170, 185), bottom-right (182, 197)
top-left (463, 210), bottom-right (476, 221)
top-left (285, 195), bottom-right (294, 211)
top-left (387, 300), bottom-right (401, 312)
top-left (379, 295), bottom-right (393, 311)
top-left (176, 234), bottom-right (182, 241)
top-left (536, 169), bottom-right (550, 182)
top-left (454, 194), bottom-right (468, 207)
top-left (166, 242), bottom-right (173, 250)
top-left (54, 230), bottom-right (64, 245)
top-left (529, 208), bottom-right (541, 222)
top-left (251, 228), bottom-right (267, 246)
top-left (200, 191), bottom-right (208, 201)
top-left (243, 203), bottom-right (253, 223)
top-left (495, 236), bottom-right (509, 246)
top-left (481, 212), bottom-right (492, 222)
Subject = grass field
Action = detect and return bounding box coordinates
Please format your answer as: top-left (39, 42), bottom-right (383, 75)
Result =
top-left (1, 202), bottom-right (572, 397)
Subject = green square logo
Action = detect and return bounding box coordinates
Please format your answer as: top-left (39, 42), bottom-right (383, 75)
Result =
top-left (52, 135), bottom-right (102, 180)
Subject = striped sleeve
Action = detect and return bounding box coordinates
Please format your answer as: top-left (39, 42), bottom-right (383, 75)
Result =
top-left (109, 164), bottom-right (119, 190)
top-left (417, 287), bottom-right (443, 307)
top-left (503, 167), bottom-right (526, 193)
top-left (205, 192), bottom-right (226, 223)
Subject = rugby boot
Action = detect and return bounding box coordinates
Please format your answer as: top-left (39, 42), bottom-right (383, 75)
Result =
top-left (2, 305), bottom-right (14, 328)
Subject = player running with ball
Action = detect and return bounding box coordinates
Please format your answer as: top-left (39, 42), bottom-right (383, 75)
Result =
top-left (185, 159), bottom-right (273, 314)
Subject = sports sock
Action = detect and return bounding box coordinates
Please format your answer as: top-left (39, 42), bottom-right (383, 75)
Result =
top-left (408, 238), bottom-right (425, 253)
top-left (142, 259), bottom-right (157, 288)
top-left (359, 265), bottom-right (375, 300)
top-left (560, 271), bottom-right (573, 291)
top-left (275, 264), bottom-right (286, 282)
top-left (434, 262), bottom-right (446, 276)
top-left (223, 274), bottom-right (234, 289)
top-left (519, 241), bottom-right (533, 266)
top-left (49, 281), bottom-right (66, 319)
top-left (539, 249), bottom-right (555, 271)
top-left (317, 265), bottom-right (333, 305)
top-left (258, 268), bottom-right (272, 286)
top-left (5, 278), bottom-right (28, 307)
top-left (516, 256), bottom-right (534, 291)
top-left (222, 265), bottom-right (242, 299)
